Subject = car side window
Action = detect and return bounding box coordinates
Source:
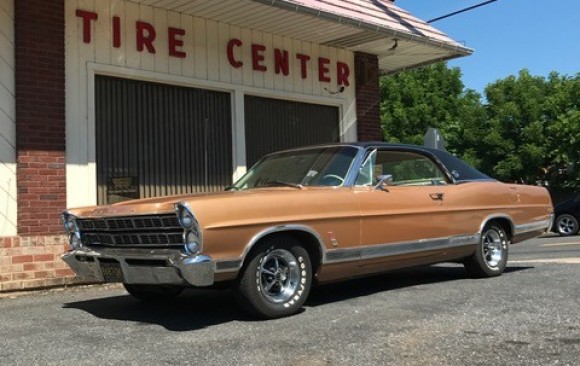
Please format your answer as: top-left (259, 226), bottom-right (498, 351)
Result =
top-left (355, 150), bottom-right (448, 186)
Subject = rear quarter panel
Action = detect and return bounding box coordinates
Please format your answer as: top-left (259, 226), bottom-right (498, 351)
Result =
top-left (443, 181), bottom-right (553, 237)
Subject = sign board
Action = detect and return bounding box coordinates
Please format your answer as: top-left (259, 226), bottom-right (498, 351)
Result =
top-left (106, 176), bottom-right (139, 204)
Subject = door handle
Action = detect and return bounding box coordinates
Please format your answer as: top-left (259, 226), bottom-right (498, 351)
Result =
top-left (429, 192), bottom-right (444, 200)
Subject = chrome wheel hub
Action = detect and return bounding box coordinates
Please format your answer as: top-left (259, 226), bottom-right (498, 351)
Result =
top-left (259, 249), bottom-right (300, 304)
top-left (558, 217), bottom-right (576, 235)
top-left (482, 229), bottom-right (505, 268)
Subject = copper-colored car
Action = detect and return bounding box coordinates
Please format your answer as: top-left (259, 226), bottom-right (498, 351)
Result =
top-left (61, 143), bottom-right (553, 318)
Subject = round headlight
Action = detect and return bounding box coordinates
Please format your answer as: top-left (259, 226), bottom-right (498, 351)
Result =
top-left (184, 230), bottom-right (201, 254)
top-left (64, 219), bottom-right (76, 233)
top-left (61, 213), bottom-right (77, 234)
top-left (179, 210), bottom-right (194, 229)
top-left (175, 203), bottom-right (196, 230)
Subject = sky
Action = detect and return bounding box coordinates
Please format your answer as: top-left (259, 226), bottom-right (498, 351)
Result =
top-left (396, 0), bottom-right (580, 95)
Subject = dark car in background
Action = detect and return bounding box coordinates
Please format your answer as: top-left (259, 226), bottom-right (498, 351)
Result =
top-left (553, 194), bottom-right (580, 236)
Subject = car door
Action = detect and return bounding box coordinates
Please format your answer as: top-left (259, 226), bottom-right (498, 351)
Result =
top-left (355, 148), bottom-right (454, 269)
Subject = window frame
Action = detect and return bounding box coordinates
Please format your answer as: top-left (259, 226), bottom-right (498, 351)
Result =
top-left (355, 148), bottom-right (454, 187)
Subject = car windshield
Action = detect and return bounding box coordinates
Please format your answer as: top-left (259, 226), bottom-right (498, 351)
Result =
top-left (231, 146), bottom-right (360, 190)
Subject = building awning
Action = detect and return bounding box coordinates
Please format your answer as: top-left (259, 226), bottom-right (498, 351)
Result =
top-left (127, 0), bottom-right (472, 74)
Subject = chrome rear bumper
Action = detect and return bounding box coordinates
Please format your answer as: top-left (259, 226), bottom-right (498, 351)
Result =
top-left (61, 247), bottom-right (214, 287)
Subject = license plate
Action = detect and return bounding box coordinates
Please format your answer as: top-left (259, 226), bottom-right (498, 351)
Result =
top-left (100, 262), bottom-right (124, 283)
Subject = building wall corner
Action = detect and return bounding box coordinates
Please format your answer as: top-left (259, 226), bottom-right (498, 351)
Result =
top-left (354, 52), bottom-right (382, 141)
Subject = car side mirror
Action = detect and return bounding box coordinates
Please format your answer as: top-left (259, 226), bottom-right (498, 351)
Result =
top-left (374, 174), bottom-right (393, 191)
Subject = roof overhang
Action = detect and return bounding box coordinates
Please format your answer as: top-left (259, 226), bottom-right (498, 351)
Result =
top-left (127, 0), bottom-right (473, 74)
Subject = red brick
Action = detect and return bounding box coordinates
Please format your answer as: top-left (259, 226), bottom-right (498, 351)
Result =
top-left (33, 254), bottom-right (55, 262)
top-left (12, 255), bottom-right (34, 264)
top-left (0, 238), bottom-right (12, 248)
top-left (55, 268), bottom-right (73, 277)
top-left (23, 262), bottom-right (44, 271)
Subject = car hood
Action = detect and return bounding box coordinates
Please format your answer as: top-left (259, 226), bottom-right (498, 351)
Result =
top-left (66, 187), bottom-right (340, 220)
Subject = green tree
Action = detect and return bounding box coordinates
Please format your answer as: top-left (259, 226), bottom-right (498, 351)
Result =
top-left (379, 62), bottom-right (487, 169)
top-left (380, 63), bottom-right (479, 146)
top-left (380, 65), bottom-right (580, 189)
top-left (480, 70), bottom-right (580, 186)
top-left (543, 72), bottom-right (580, 187)
top-left (479, 69), bottom-right (550, 183)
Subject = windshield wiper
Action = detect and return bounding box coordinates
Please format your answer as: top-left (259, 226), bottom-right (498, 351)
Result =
top-left (260, 180), bottom-right (303, 189)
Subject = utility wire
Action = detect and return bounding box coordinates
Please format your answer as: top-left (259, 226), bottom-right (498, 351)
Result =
top-left (427, 0), bottom-right (499, 23)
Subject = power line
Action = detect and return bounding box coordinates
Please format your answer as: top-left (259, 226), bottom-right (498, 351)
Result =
top-left (427, 0), bottom-right (499, 23)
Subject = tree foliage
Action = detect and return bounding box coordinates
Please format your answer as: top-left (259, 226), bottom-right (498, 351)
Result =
top-left (379, 64), bottom-right (580, 188)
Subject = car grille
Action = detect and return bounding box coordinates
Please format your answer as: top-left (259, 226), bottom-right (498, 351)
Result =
top-left (77, 214), bottom-right (183, 247)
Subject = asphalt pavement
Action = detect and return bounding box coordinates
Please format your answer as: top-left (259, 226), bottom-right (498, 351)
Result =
top-left (0, 235), bottom-right (579, 366)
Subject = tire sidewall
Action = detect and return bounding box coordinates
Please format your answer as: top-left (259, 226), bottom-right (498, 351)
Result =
top-left (556, 214), bottom-right (579, 236)
top-left (239, 239), bottom-right (312, 319)
top-left (477, 225), bottom-right (509, 276)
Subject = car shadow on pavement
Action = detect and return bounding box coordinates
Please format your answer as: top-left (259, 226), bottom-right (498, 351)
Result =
top-left (63, 265), bottom-right (532, 330)
top-left (63, 288), bottom-right (245, 331)
top-left (306, 264), bottom-right (533, 307)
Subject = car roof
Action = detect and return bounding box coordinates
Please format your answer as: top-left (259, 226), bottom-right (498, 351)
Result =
top-left (273, 142), bottom-right (493, 182)
top-left (293, 141), bottom-right (447, 153)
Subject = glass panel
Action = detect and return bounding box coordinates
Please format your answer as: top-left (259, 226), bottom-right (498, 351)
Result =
top-left (356, 150), bottom-right (448, 186)
top-left (233, 146), bottom-right (359, 190)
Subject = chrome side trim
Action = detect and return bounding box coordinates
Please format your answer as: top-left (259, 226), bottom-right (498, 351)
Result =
top-left (514, 217), bottom-right (553, 235)
top-left (233, 224), bottom-right (327, 271)
top-left (478, 214), bottom-right (515, 235)
top-left (324, 233), bottom-right (480, 264)
top-left (216, 230), bottom-right (482, 272)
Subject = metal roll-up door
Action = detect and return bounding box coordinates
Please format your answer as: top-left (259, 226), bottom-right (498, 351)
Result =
top-left (95, 76), bottom-right (232, 204)
top-left (244, 96), bottom-right (340, 167)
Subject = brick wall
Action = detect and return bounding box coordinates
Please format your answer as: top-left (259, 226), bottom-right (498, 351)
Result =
top-left (0, 0), bottom-right (75, 293)
top-left (354, 52), bottom-right (383, 141)
top-left (0, 235), bottom-right (81, 291)
top-left (15, 0), bottom-right (66, 236)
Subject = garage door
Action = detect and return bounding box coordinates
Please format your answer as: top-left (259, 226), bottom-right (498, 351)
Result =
top-left (95, 76), bottom-right (232, 204)
top-left (244, 96), bottom-right (340, 167)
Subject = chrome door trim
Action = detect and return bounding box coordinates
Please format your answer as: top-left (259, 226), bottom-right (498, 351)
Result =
top-left (323, 233), bottom-right (480, 264)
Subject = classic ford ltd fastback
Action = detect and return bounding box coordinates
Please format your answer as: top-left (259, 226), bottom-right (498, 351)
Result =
top-left (61, 143), bottom-right (553, 318)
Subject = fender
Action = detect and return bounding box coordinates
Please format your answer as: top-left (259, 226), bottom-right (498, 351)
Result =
top-left (215, 224), bottom-right (326, 273)
top-left (478, 214), bottom-right (515, 237)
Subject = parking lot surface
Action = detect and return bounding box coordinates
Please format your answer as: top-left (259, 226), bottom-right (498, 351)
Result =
top-left (1, 235), bottom-right (579, 366)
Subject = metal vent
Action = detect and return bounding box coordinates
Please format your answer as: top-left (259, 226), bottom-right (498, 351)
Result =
top-left (95, 75), bottom-right (233, 205)
top-left (244, 96), bottom-right (340, 167)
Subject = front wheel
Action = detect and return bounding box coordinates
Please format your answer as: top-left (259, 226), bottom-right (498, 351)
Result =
top-left (235, 236), bottom-right (312, 319)
top-left (123, 284), bottom-right (184, 302)
top-left (464, 224), bottom-right (509, 278)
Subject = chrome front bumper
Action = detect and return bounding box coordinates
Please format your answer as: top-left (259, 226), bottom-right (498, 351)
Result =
top-left (61, 247), bottom-right (215, 287)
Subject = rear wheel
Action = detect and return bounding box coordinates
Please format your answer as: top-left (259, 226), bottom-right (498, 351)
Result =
top-left (555, 214), bottom-right (579, 236)
top-left (464, 224), bottom-right (509, 278)
top-left (235, 236), bottom-right (312, 319)
top-left (123, 284), bottom-right (184, 302)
